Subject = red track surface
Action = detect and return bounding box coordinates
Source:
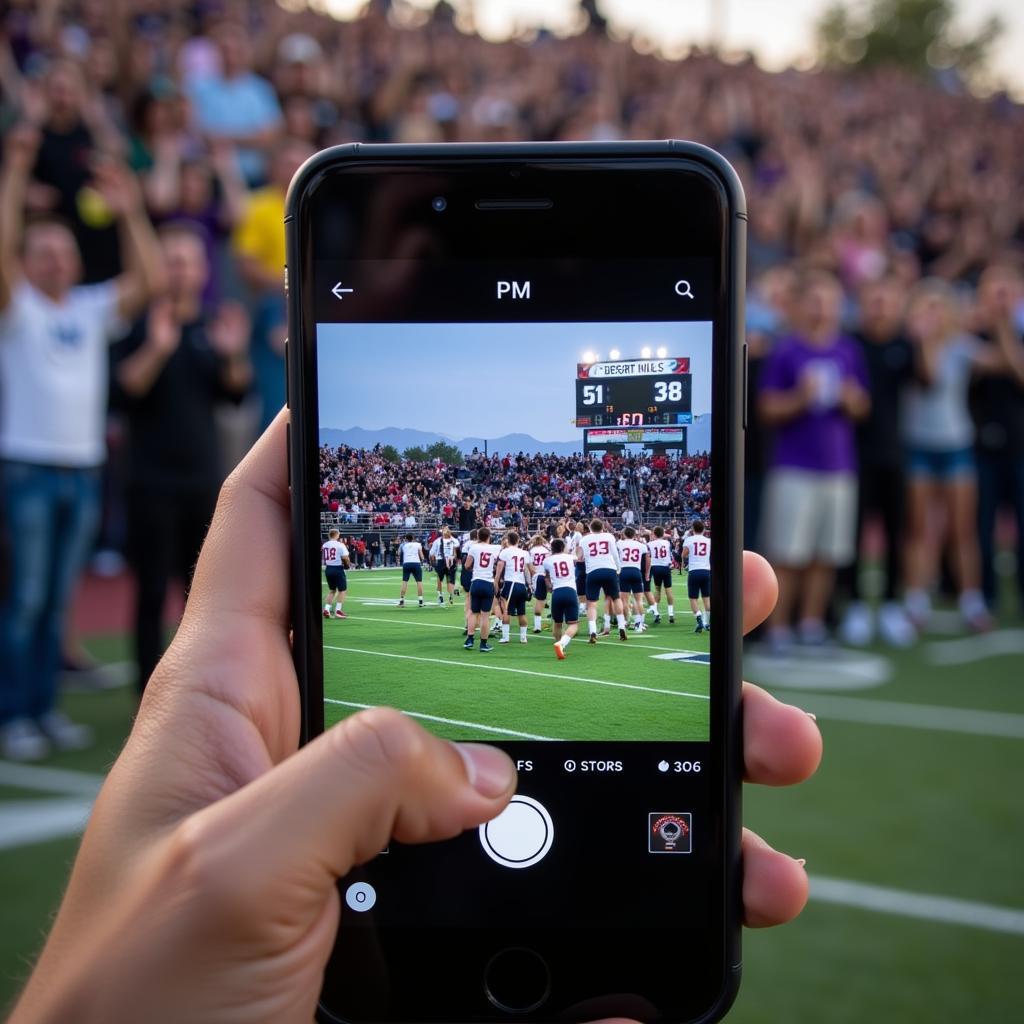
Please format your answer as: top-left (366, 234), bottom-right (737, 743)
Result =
top-left (71, 572), bottom-right (184, 637)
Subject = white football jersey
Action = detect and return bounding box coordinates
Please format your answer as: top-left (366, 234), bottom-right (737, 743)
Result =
top-left (498, 546), bottom-right (529, 585)
top-left (322, 541), bottom-right (348, 566)
top-left (400, 541), bottom-right (423, 564)
top-left (684, 533), bottom-right (711, 572)
top-left (581, 531), bottom-right (620, 573)
top-left (543, 553), bottom-right (578, 592)
top-left (648, 537), bottom-right (673, 566)
top-left (529, 544), bottom-right (551, 575)
top-left (566, 530), bottom-right (583, 555)
top-left (468, 542), bottom-right (502, 582)
top-left (428, 537), bottom-right (442, 560)
top-left (616, 538), bottom-right (647, 570)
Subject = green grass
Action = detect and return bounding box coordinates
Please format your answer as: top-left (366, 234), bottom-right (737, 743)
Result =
top-left (322, 569), bottom-right (710, 741)
top-left (2, 576), bottom-right (1023, 1020)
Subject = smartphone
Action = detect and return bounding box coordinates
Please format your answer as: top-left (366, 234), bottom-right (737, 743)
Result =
top-left (286, 142), bottom-right (746, 1024)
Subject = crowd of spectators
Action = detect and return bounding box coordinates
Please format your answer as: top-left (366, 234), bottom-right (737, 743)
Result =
top-left (319, 443), bottom-right (711, 529)
top-left (1, 0), bottom-right (1023, 759)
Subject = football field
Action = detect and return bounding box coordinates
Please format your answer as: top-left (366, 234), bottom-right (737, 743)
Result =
top-left (2, 589), bottom-right (1022, 1021)
top-left (322, 568), bottom-right (710, 742)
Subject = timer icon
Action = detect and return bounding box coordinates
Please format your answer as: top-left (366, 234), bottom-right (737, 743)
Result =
top-left (657, 760), bottom-right (670, 773)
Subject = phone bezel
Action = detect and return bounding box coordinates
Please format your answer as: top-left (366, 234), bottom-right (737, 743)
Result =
top-left (285, 141), bottom-right (747, 1024)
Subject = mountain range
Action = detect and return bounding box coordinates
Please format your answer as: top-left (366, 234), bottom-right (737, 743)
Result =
top-left (319, 415), bottom-right (711, 456)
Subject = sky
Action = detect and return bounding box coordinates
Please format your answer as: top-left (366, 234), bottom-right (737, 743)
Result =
top-left (315, 0), bottom-right (1024, 96)
top-left (317, 321), bottom-right (713, 440)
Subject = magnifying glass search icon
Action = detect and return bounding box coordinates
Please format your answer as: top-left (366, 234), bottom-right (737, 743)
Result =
top-left (675, 280), bottom-right (694, 299)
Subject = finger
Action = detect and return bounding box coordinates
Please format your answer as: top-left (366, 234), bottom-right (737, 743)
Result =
top-left (184, 409), bottom-right (290, 627)
top-left (181, 708), bottom-right (517, 911)
top-left (742, 828), bottom-right (809, 927)
top-left (742, 551), bottom-right (778, 635)
top-left (743, 682), bottom-right (822, 785)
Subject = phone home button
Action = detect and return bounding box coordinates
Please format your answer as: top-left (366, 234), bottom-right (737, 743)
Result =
top-left (484, 947), bottom-right (551, 1014)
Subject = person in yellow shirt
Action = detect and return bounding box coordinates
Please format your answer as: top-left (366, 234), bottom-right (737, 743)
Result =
top-left (233, 139), bottom-right (313, 427)
top-left (233, 138), bottom-right (313, 293)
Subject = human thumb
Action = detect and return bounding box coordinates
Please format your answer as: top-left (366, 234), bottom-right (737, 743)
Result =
top-left (173, 707), bottom-right (517, 925)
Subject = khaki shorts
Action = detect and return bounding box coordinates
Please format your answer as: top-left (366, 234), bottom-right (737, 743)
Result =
top-left (762, 469), bottom-right (857, 567)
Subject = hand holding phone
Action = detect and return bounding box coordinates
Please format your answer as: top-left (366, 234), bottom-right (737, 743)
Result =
top-left (7, 412), bottom-right (819, 1024)
top-left (286, 142), bottom-right (819, 1022)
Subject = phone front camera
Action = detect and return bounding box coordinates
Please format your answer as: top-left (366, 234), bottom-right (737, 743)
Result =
top-left (431, 196), bottom-right (447, 212)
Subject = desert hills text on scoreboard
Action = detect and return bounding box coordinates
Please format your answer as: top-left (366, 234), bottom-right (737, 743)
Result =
top-left (575, 357), bottom-right (693, 428)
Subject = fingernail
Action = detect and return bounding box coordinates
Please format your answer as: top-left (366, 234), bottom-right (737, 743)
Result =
top-left (796, 858), bottom-right (807, 868)
top-left (453, 742), bottom-right (516, 799)
top-left (806, 712), bottom-right (817, 722)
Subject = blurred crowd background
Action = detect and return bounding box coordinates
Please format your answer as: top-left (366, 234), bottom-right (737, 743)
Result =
top-left (1, 0), bottom-right (1022, 756)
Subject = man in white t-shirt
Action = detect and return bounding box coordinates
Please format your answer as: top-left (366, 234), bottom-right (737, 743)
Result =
top-left (0, 125), bottom-right (162, 762)
top-left (397, 533), bottom-right (426, 608)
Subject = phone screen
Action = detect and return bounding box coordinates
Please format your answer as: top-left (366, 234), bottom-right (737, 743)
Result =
top-left (292, 151), bottom-right (742, 1022)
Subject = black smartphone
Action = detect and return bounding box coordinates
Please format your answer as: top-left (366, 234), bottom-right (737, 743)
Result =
top-left (286, 141), bottom-right (746, 1024)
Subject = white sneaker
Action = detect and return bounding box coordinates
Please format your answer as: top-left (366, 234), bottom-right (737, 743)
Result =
top-left (37, 710), bottom-right (94, 752)
top-left (797, 619), bottom-right (829, 646)
top-left (519, 638), bottom-right (528, 644)
top-left (959, 590), bottom-right (994, 633)
top-left (878, 602), bottom-right (916, 647)
top-left (905, 589), bottom-right (931, 630)
top-left (498, 638), bottom-right (510, 644)
top-left (1, 718), bottom-right (50, 762)
top-left (840, 602), bottom-right (874, 647)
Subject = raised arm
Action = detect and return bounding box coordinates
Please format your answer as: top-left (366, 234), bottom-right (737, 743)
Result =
top-left (92, 161), bottom-right (165, 320)
top-left (0, 124), bottom-right (40, 311)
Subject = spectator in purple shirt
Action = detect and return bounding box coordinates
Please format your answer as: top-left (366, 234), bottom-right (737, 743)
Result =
top-left (758, 270), bottom-right (871, 650)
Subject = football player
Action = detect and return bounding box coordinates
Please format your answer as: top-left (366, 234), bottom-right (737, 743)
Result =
top-left (322, 529), bottom-right (350, 619)
top-left (496, 530), bottom-right (530, 644)
top-left (397, 533), bottom-right (425, 608)
top-left (463, 526), bottom-right (502, 653)
top-left (582, 518), bottom-right (628, 642)
top-left (544, 538), bottom-right (580, 659)
top-left (682, 520), bottom-right (712, 633)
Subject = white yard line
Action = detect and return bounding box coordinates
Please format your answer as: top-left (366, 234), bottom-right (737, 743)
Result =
top-left (323, 645), bottom-right (709, 701)
top-left (770, 690), bottom-right (1024, 740)
top-left (0, 798), bottom-right (93, 851)
top-left (323, 699), bottom-right (561, 741)
top-left (810, 875), bottom-right (1024, 936)
top-left (924, 629), bottom-right (1024, 666)
top-left (0, 762), bottom-right (105, 797)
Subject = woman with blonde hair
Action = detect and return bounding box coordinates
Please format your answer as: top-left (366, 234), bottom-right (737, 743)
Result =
top-left (903, 279), bottom-right (995, 632)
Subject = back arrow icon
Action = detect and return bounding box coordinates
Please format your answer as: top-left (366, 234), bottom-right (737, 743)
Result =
top-left (331, 282), bottom-right (354, 300)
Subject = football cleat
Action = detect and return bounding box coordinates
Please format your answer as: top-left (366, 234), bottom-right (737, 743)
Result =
top-left (588, 634), bottom-right (598, 645)
top-left (653, 614), bottom-right (661, 624)
top-left (619, 628), bottom-right (628, 641)
top-left (554, 642), bottom-right (565, 660)
top-left (669, 616), bottom-right (675, 624)
top-left (600, 628), bottom-right (611, 637)
top-left (520, 637), bottom-right (528, 644)
top-left (454, 589), bottom-right (460, 596)
top-left (695, 622), bottom-right (703, 633)
top-left (334, 610), bottom-right (347, 619)
top-left (438, 596), bottom-right (445, 605)
top-left (323, 609), bottom-right (331, 619)
top-left (398, 600), bottom-right (405, 607)
top-left (533, 629), bottom-right (542, 634)
top-left (498, 638), bottom-right (510, 644)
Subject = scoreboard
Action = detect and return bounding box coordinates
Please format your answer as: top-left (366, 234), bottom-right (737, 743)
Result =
top-left (574, 357), bottom-right (692, 427)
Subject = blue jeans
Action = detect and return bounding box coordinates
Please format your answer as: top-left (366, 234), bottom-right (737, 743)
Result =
top-left (0, 461), bottom-right (101, 724)
top-left (977, 453), bottom-right (1024, 610)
